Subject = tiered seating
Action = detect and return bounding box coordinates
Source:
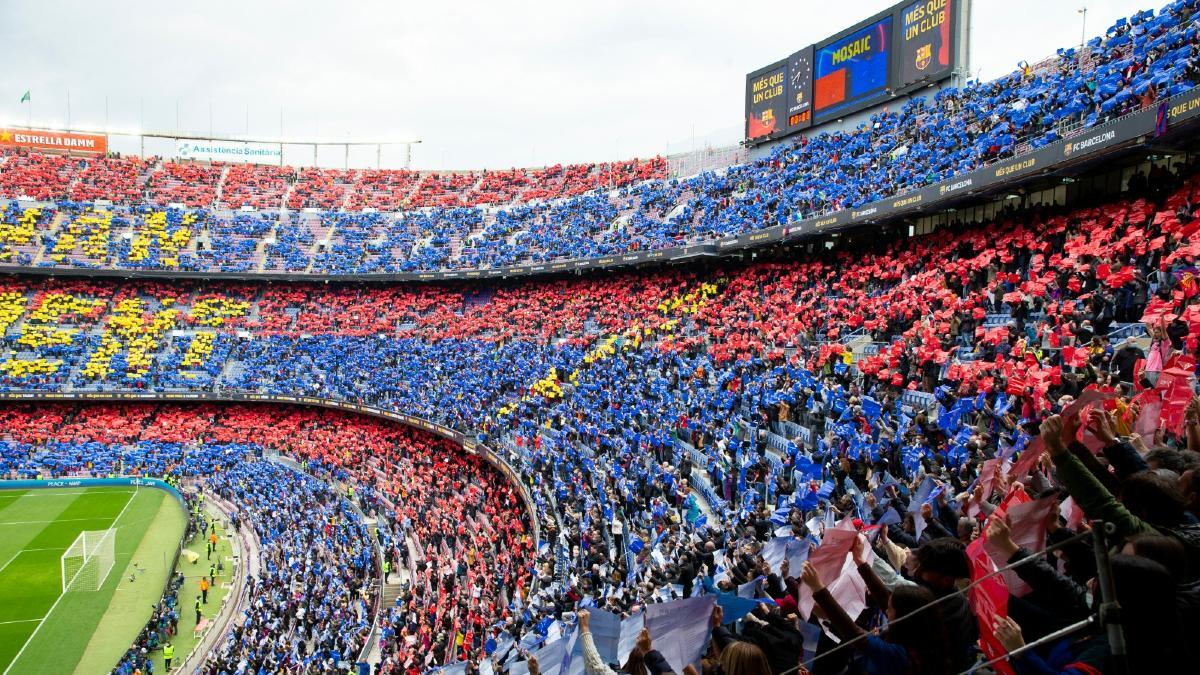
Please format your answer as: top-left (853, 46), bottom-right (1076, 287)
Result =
top-left (344, 169), bottom-right (419, 211)
top-left (69, 156), bottom-right (151, 203)
top-left (9, 1), bottom-right (1190, 271)
top-left (219, 163), bottom-right (292, 210)
top-left (44, 208), bottom-right (113, 267)
top-left (260, 213), bottom-right (314, 272)
top-left (464, 168), bottom-right (530, 206)
top-left (194, 211), bottom-right (271, 272)
top-left (146, 161), bottom-right (223, 207)
top-left (0, 402), bottom-right (531, 671)
top-left (0, 203), bottom-right (52, 265)
top-left (0, 152), bottom-right (76, 201)
top-left (117, 209), bottom-right (195, 268)
top-left (2, 168), bottom-right (1200, 671)
top-left (1, 5), bottom-right (1199, 671)
top-left (287, 167), bottom-right (356, 209)
top-left (0, 1), bottom-right (1194, 277)
top-left (406, 171), bottom-right (479, 208)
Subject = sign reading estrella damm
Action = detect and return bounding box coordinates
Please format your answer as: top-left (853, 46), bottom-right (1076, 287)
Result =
top-left (0, 128), bottom-right (108, 155)
top-left (745, 61), bottom-right (787, 140)
top-left (897, 0), bottom-right (954, 88)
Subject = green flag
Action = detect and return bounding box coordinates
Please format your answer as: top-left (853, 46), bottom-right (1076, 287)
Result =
top-left (19, 90), bottom-right (29, 103)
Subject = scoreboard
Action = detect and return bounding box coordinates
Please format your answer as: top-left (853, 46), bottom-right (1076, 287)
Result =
top-left (785, 46), bottom-right (814, 132)
top-left (746, 0), bottom-right (965, 142)
top-left (746, 61), bottom-right (787, 140)
top-left (814, 15), bottom-right (894, 122)
top-left (897, 0), bottom-right (957, 89)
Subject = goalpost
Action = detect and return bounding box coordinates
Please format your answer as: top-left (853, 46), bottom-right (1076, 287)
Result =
top-left (61, 529), bottom-right (116, 593)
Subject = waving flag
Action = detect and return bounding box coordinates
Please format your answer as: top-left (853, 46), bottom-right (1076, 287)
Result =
top-left (860, 396), bottom-right (882, 422)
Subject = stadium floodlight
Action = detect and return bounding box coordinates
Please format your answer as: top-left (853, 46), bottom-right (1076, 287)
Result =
top-left (61, 529), bottom-right (116, 593)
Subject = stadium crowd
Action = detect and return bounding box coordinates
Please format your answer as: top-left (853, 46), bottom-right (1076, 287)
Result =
top-left (3, 2), bottom-right (1200, 274)
top-left (1, 3), bottom-right (1200, 673)
top-left (0, 156), bottom-right (1197, 672)
top-left (202, 460), bottom-right (376, 673)
top-left (0, 404), bottom-right (533, 673)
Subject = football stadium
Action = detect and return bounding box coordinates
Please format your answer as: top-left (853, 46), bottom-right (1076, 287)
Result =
top-left (2, 0), bottom-right (1200, 673)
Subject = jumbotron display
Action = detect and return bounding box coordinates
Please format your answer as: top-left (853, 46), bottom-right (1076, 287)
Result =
top-left (745, 0), bottom-right (966, 141)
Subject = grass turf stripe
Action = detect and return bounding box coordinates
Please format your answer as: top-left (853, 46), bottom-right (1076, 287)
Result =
top-left (0, 488), bottom-right (138, 674)
top-left (0, 487), bottom-right (181, 674)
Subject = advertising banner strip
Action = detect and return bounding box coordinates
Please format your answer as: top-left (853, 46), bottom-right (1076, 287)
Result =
top-left (0, 476), bottom-right (186, 506)
top-left (176, 139), bottom-right (283, 164)
top-left (0, 127), bottom-right (108, 155)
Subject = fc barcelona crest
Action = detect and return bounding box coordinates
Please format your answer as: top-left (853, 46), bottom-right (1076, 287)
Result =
top-left (915, 43), bottom-right (932, 71)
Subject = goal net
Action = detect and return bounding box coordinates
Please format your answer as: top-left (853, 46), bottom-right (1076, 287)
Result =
top-left (61, 529), bottom-right (116, 593)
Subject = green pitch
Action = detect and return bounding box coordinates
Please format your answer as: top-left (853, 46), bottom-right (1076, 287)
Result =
top-left (0, 486), bottom-right (187, 674)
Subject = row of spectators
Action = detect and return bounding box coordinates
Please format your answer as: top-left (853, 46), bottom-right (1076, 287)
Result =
top-left (0, 151), bottom-right (666, 211)
top-left (203, 460), bottom-right (376, 673)
top-left (2, 1), bottom-right (1199, 274)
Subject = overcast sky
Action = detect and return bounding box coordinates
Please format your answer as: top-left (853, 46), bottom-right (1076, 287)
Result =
top-left (0, 0), bottom-right (1152, 170)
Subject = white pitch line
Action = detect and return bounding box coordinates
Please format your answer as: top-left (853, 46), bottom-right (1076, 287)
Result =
top-left (0, 491), bottom-right (136, 497)
top-left (0, 517), bottom-right (115, 525)
top-left (0, 529), bottom-right (62, 577)
top-left (2, 490), bottom-right (139, 675)
top-left (0, 552), bottom-right (21, 578)
top-left (0, 491), bottom-right (131, 578)
top-left (0, 619), bottom-right (41, 626)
